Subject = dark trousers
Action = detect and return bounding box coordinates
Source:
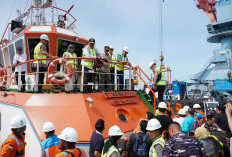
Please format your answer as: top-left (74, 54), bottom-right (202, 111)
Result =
top-left (15, 72), bottom-right (26, 92)
top-left (149, 85), bottom-right (165, 103)
top-left (99, 72), bottom-right (112, 92)
top-left (117, 70), bottom-right (124, 91)
top-left (110, 68), bottom-right (115, 84)
top-left (83, 67), bottom-right (94, 93)
top-left (38, 72), bottom-right (45, 93)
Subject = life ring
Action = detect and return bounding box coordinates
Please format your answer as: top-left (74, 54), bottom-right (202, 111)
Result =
top-left (0, 68), bottom-right (7, 86)
top-left (48, 58), bottom-right (73, 85)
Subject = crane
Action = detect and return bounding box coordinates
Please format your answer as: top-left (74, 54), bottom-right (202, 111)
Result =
top-left (195, 0), bottom-right (217, 23)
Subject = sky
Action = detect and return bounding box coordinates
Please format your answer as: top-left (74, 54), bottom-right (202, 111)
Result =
top-left (0, 0), bottom-right (220, 82)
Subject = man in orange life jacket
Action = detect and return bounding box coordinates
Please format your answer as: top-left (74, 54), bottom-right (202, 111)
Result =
top-left (55, 127), bottom-right (86, 157)
top-left (193, 104), bottom-right (206, 123)
top-left (0, 115), bottom-right (27, 157)
top-left (41, 122), bottom-right (60, 157)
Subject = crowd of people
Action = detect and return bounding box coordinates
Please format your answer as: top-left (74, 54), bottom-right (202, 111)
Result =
top-left (1, 101), bottom-right (232, 157)
top-left (11, 34), bottom-right (131, 93)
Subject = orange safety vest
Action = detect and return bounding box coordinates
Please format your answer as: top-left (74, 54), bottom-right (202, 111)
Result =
top-left (44, 144), bottom-right (60, 157)
top-left (55, 148), bottom-right (86, 157)
top-left (196, 110), bottom-right (206, 123)
top-left (0, 133), bottom-right (26, 157)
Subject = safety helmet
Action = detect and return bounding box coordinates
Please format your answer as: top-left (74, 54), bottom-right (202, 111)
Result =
top-left (109, 45), bottom-right (114, 49)
top-left (58, 127), bottom-right (78, 143)
top-left (146, 119), bottom-right (161, 131)
top-left (10, 115), bottom-right (27, 129)
top-left (123, 46), bottom-right (129, 53)
top-left (108, 125), bottom-right (123, 136)
top-left (40, 34), bottom-right (49, 41)
top-left (148, 62), bottom-right (156, 69)
top-left (158, 102), bottom-right (167, 109)
top-left (179, 109), bottom-right (187, 115)
top-left (193, 104), bottom-right (201, 109)
top-left (42, 122), bottom-right (55, 132)
top-left (183, 106), bottom-right (190, 111)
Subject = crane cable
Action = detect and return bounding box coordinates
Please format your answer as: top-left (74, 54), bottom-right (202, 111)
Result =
top-left (158, 0), bottom-right (164, 66)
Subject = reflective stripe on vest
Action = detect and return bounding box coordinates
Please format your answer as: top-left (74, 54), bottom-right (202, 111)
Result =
top-left (81, 45), bottom-right (96, 67)
top-left (110, 55), bottom-right (117, 68)
top-left (60, 148), bottom-right (82, 157)
top-left (149, 136), bottom-right (165, 157)
top-left (154, 67), bottom-right (166, 86)
top-left (33, 42), bottom-right (47, 64)
top-left (116, 53), bottom-right (128, 71)
top-left (2, 134), bottom-right (25, 157)
top-left (64, 52), bottom-right (78, 70)
top-left (102, 145), bottom-right (120, 157)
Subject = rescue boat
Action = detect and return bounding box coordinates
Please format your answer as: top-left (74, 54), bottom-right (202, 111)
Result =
top-left (0, 1), bottom-right (156, 156)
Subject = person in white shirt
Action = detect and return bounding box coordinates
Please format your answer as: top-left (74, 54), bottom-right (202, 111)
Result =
top-left (13, 46), bottom-right (27, 92)
top-left (82, 38), bottom-right (102, 93)
top-left (173, 109), bottom-right (186, 127)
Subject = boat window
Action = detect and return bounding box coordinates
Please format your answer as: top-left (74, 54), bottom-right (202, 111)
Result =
top-left (15, 39), bottom-right (24, 54)
top-left (0, 50), bottom-right (4, 67)
top-left (27, 38), bottom-right (50, 60)
top-left (8, 44), bottom-right (15, 65)
top-left (57, 39), bottom-right (85, 70)
top-left (57, 39), bottom-right (84, 58)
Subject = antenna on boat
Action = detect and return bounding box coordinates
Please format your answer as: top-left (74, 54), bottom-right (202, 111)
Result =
top-left (34, 0), bottom-right (53, 25)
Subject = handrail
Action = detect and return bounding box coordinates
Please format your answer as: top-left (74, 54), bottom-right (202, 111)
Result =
top-left (136, 66), bottom-right (152, 82)
top-left (130, 65), bottom-right (156, 112)
top-left (3, 57), bottom-right (127, 69)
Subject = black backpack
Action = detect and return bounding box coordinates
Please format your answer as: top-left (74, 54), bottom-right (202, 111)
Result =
top-left (131, 134), bottom-right (148, 157)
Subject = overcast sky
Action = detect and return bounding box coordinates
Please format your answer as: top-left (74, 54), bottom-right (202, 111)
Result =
top-left (0, 0), bottom-right (220, 82)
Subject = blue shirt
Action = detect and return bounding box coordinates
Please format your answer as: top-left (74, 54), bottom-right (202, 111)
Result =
top-left (41, 135), bottom-right (60, 150)
top-left (89, 131), bottom-right (104, 157)
top-left (182, 116), bottom-right (196, 134)
top-left (117, 53), bottom-right (128, 62)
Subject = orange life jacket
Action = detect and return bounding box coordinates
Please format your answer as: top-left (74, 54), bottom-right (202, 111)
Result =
top-left (55, 148), bottom-right (86, 157)
top-left (0, 133), bottom-right (26, 157)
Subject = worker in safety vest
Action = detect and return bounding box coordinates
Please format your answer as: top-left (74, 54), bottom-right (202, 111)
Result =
top-left (63, 44), bottom-right (78, 92)
top-left (0, 115), bottom-right (27, 157)
top-left (109, 45), bottom-right (117, 87)
top-left (99, 46), bottom-right (112, 92)
top-left (166, 100), bottom-right (173, 117)
top-left (33, 34), bottom-right (55, 93)
top-left (82, 38), bottom-right (102, 93)
top-left (41, 122), bottom-right (60, 157)
top-left (146, 119), bottom-right (165, 157)
top-left (193, 104), bottom-right (206, 123)
top-left (175, 101), bottom-right (182, 118)
top-left (148, 61), bottom-right (166, 103)
top-left (116, 46), bottom-right (130, 91)
top-left (101, 125), bottom-right (123, 157)
top-left (55, 127), bottom-right (86, 157)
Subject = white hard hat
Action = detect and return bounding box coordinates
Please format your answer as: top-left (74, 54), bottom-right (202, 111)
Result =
top-left (146, 119), bottom-right (161, 131)
top-left (42, 122), bottom-right (55, 132)
top-left (148, 62), bottom-right (156, 68)
top-left (109, 45), bottom-right (114, 49)
top-left (108, 125), bottom-right (123, 136)
top-left (58, 127), bottom-right (78, 143)
top-left (158, 102), bottom-right (167, 109)
top-left (40, 34), bottom-right (49, 41)
top-left (123, 46), bottom-right (129, 53)
top-left (10, 115), bottom-right (27, 129)
top-left (183, 106), bottom-right (190, 111)
top-left (179, 109), bottom-right (187, 115)
top-left (193, 104), bottom-right (201, 109)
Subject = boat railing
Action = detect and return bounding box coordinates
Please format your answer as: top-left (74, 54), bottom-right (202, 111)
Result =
top-left (0, 57), bottom-right (133, 92)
